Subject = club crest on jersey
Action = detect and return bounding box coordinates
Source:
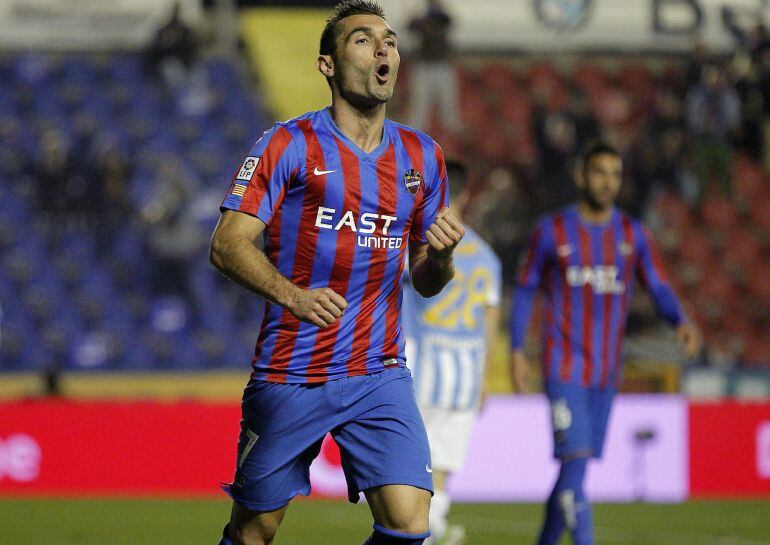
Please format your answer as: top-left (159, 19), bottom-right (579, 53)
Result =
top-left (403, 169), bottom-right (422, 195)
top-left (237, 156), bottom-right (259, 181)
top-left (618, 242), bottom-right (633, 256)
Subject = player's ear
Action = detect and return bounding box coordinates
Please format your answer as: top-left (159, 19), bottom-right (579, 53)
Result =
top-left (317, 55), bottom-right (335, 79)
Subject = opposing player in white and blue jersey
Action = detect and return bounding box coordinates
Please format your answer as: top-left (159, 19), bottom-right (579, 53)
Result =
top-left (403, 160), bottom-right (502, 545)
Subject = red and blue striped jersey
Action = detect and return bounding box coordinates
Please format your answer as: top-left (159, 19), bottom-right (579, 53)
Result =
top-left (510, 205), bottom-right (684, 389)
top-left (221, 108), bottom-right (448, 383)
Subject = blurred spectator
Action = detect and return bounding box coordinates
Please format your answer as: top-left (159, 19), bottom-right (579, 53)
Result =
top-left (632, 89), bottom-right (690, 210)
top-left (207, 0), bottom-right (239, 57)
top-left (532, 93), bottom-right (579, 209)
top-left (566, 87), bottom-right (601, 151)
top-left (87, 134), bottom-right (134, 252)
top-left (471, 168), bottom-right (532, 285)
top-left (684, 65), bottom-right (741, 203)
top-left (145, 1), bottom-right (199, 89)
top-left (142, 163), bottom-right (205, 301)
top-left (0, 116), bottom-right (33, 180)
top-left (408, 0), bottom-right (461, 133)
top-left (685, 40), bottom-right (710, 89)
top-left (35, 129), bottom-right (90, 229)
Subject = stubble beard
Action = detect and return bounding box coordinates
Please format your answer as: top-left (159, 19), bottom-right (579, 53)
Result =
top-left (336, 63), bottom-right (394, 110)
top-left (582, 187), bottom-right (614, 213)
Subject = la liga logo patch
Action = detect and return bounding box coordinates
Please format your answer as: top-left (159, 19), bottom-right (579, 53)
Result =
top-left (237, 156), bottom-right (259, 181)
top-left (403, 169), bottom-right (422, 195)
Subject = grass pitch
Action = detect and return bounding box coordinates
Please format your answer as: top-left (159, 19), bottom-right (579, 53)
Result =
top-left (0, 498), bottom-right (768, 545)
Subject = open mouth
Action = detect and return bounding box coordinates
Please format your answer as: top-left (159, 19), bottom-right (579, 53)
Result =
top-left (375, 64), bottom-right (390, 83)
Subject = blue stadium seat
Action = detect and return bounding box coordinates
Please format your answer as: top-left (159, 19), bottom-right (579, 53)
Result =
top-left (2, 53), bottom-right (272, 371)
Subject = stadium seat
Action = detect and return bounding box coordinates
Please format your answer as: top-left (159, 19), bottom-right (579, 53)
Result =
top-left (701, 195), bottom-right (738, 231)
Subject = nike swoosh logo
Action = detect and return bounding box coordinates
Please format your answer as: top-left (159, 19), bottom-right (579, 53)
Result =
top-left (313, 167), bottom-right (336, 175)
top-left (425, 465), bottom-right (433, 474)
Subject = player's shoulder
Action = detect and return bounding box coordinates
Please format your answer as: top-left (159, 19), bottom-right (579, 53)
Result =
top-left (386, 119), bottom-right (443, 154)
top-left (531, 209), bottom-right (561, 233)
top-left (249, 110), bottom-right (322, 157)
top-left (265, 110), bottom-right (318, 136)
top-left (614, 208), bottom-right (647, 235)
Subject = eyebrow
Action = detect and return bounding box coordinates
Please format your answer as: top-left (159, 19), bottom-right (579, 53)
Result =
top-left (344, 26), bottom-right (398, 42)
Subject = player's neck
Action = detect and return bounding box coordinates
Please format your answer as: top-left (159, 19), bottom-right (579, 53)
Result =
top-left (329, 100), bottom-right (387, 154)
top-left (577, 201), bottom-right (613, 224)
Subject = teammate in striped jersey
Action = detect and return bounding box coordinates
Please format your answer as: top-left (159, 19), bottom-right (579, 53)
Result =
top-left (509, 142), bottom-right (700, 545)
top-left (209, 2), bottom-right (464, 545)
top-left (403, 160), bottom-right (501, 545)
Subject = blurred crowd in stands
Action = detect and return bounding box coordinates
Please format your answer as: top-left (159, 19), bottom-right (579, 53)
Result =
top-left (0, 2), bottom-right (767, 375)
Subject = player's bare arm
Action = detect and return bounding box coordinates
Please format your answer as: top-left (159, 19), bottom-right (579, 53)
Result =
top-left (510, 349), bottom-right (531, 393)
top-left (210, 210), bottom-right (347, 328)
top-left (409, 207), bottom-right (464, 297)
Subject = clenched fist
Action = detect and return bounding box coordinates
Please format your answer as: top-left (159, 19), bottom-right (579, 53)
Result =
top-left (288, 287), bottom-right (348, 328)
top-left (426, 207), bottom-right (465, 261)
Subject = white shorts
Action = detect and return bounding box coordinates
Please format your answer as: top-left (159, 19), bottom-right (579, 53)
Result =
top-left (419, 405), bottom-right (478, 473)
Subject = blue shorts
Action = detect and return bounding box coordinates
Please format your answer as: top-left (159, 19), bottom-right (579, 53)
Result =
top-left (545, 381), bottom-right (616, 460)
top-left (223, 365), bottom-right (433, 511)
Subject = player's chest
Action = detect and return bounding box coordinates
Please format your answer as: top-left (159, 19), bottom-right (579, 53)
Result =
top-left (290, 146), bottom-right (425, 235)
top-left (552, 236), bottom-right (636, 295)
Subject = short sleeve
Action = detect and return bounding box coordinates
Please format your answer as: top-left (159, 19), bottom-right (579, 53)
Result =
top-left (220, 124), bottom-right (299, 225)
top-left (516, 220), bottom-right (550, 289)
top-left (409, 143), bottom-right (449, 244)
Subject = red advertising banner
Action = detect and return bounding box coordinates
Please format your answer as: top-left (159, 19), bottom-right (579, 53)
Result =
top-left (0, 399), bottom-right (239, 496)
top-left (3, 398), bottom-right (769, 499)
top-left (689, 401), bottom-right (770, 497)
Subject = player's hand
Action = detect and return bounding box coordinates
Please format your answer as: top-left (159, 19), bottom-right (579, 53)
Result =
top-left (676, 323), bottom-right (701, 359)
top-left (288, 288), bottom-right (348, 328)
top-left (510, 350), bottom-right (531, 393)
top-left (426, 208), bottom-right (464, 262)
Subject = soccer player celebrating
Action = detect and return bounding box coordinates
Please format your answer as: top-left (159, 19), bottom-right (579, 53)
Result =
top-left (402, 160), bottom-right (501, 545)
top-left (509, 142), bottom-right (700, 545)
top-left (209, 2), bottom-right (463, 545)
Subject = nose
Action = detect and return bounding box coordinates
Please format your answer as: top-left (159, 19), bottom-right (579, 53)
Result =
top-left (375, 40), bottom-right (388, 57)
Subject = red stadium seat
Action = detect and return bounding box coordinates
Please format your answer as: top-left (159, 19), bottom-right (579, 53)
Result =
top-left (656, 192), bottom-right (693, 229)
top-left (676, 227), bottom-right (712, 264)
top-left (618, 64), bottom-right (653, 95)
top-left (747, 271), bottom-right (770, 302)
top-left (748, 195), bottom-right (770, 231)
top-left (701, 195), bottom-right (739, 231)
top-left (723, 227), bottom-right (763, 268)
top-left (700, 272), bottom-right (735, 302)
top-left (480, 62), bottom-right (518, 95)
top-left (572, 63), bottom-right (608, 95)
top-left (744, 337), bottom-right (770, 366)
top-left (500, 96), bottom-right (532, 126)
top-left (733, 154), bottom-right (767, 200)
top-left (592, 87), bottom-right (633, 126)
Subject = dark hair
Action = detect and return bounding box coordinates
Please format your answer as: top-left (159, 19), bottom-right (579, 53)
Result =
top-left (319, 0), bottom-right (386, 57)
top-left (445, 158), bottom-right (468, 201)
top-left (581, 141), bottom-right (620, 170)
